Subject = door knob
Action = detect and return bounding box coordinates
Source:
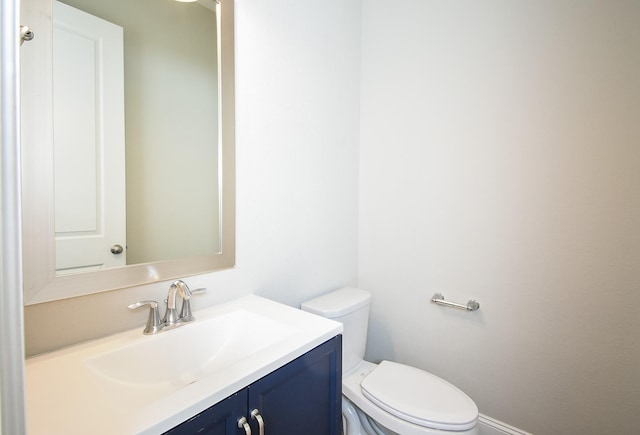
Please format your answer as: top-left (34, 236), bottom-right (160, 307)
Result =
top-left (110, 244), bottom-right (124, 254)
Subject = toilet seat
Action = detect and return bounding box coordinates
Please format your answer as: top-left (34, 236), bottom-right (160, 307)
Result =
top-left (360, 361), bottom-right (478, 432)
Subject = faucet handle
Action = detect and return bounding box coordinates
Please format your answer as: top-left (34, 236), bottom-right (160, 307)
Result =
top-left (128, 300), bottom-right (163, 335)
top-left (179, 288), bottom-right (207, 322)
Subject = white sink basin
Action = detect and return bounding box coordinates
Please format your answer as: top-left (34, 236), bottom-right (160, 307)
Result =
top-left (87, 309), bottom-right (295, 389)
top-left (25, 294), bottom-right (342, 435)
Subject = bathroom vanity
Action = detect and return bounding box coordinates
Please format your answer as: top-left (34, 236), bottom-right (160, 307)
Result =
top-left (166, 337), bottom-right (341, 434)
top-left (25, 295), bottom-right (342, 434)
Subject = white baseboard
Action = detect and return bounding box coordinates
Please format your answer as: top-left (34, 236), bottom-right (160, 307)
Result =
top-left (478, 414), bottom-right (533, 435)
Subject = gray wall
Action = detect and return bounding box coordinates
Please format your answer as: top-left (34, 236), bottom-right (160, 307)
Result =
top-left (358, 1), bottom-right (640, 434)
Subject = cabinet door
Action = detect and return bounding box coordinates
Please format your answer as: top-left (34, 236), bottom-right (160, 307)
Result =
top-left (248, 336), bottom-right (342, 435)
top-left (164, 390), bottom-right (247, 435)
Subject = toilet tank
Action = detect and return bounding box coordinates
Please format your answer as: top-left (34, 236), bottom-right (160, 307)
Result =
top-left (301, 287), bottom-right (371, 373)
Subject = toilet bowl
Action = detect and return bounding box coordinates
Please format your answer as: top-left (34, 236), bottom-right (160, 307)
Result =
top-left (301, 287), bottom-right (479, 435)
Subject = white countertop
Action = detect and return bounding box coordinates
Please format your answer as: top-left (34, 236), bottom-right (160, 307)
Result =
top-left (25, 295), bottom-right (342, 434)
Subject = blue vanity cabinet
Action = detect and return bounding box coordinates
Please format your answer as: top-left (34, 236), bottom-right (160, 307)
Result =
top-left (164, 390), bottom-right (248, 434)
top-left (247, 335), bottom-right (342, 434)
top-left (165, 335), bottom-right (342, 435)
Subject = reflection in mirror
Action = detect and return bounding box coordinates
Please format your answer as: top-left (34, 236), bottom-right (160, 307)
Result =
top-left (20, 0), bottom-right (235, 305)
top-left (54, 0), bottom-right (219, 274)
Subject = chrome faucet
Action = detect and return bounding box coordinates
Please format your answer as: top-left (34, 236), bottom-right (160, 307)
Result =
top-left (163, 280), bottom-right (193, 326)
top-left (128, 280), bottom-right (206, 334)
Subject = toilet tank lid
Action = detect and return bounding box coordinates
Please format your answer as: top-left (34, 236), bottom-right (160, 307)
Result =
top-left (301, 287), bottom-right (371, 318)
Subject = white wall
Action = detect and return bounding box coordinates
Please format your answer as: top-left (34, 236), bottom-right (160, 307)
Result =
top-left (24, 0), bottom-right (361, 356)
top-left (23, 1), bottom-right (640, 433)
top-left (359, 1), bottom-right (640, 434)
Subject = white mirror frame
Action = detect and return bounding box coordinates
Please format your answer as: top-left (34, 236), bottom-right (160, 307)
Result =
top-left (21, 0), bottom-right (235, 305)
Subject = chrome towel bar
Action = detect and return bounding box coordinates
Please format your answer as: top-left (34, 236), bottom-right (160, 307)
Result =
top-left (431, 293), bottom-right (480, 311)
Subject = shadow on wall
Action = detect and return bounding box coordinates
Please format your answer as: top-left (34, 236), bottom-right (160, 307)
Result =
top-left (365, 307), bottom-right (395, 364)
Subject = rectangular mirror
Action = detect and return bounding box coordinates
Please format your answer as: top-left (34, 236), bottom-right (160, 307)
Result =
top-left (20, 0), bottom-right (235, 305)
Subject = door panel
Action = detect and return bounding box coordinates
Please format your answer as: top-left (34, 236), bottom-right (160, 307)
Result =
top-left (163, 391), bottom-right (246, 435)
top-left (248, 336), bottom-right (342, 435)
top-left (53, 0), bottom-right (126, 272)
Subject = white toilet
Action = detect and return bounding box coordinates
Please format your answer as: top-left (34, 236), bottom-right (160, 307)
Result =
top-left (302, 287), bottom-right (479, 435)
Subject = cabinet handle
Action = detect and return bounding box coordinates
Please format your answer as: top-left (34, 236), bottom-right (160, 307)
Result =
top-left (237, 416), bottom-right (251, 435)
top-left (251, 409), bottom-right (265, 435)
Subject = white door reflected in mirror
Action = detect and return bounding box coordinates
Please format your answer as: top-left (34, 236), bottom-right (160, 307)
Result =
top-left (53, 1), bottom-right (126, 273)
top-left (20, 0), bottom-right (235, 305)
